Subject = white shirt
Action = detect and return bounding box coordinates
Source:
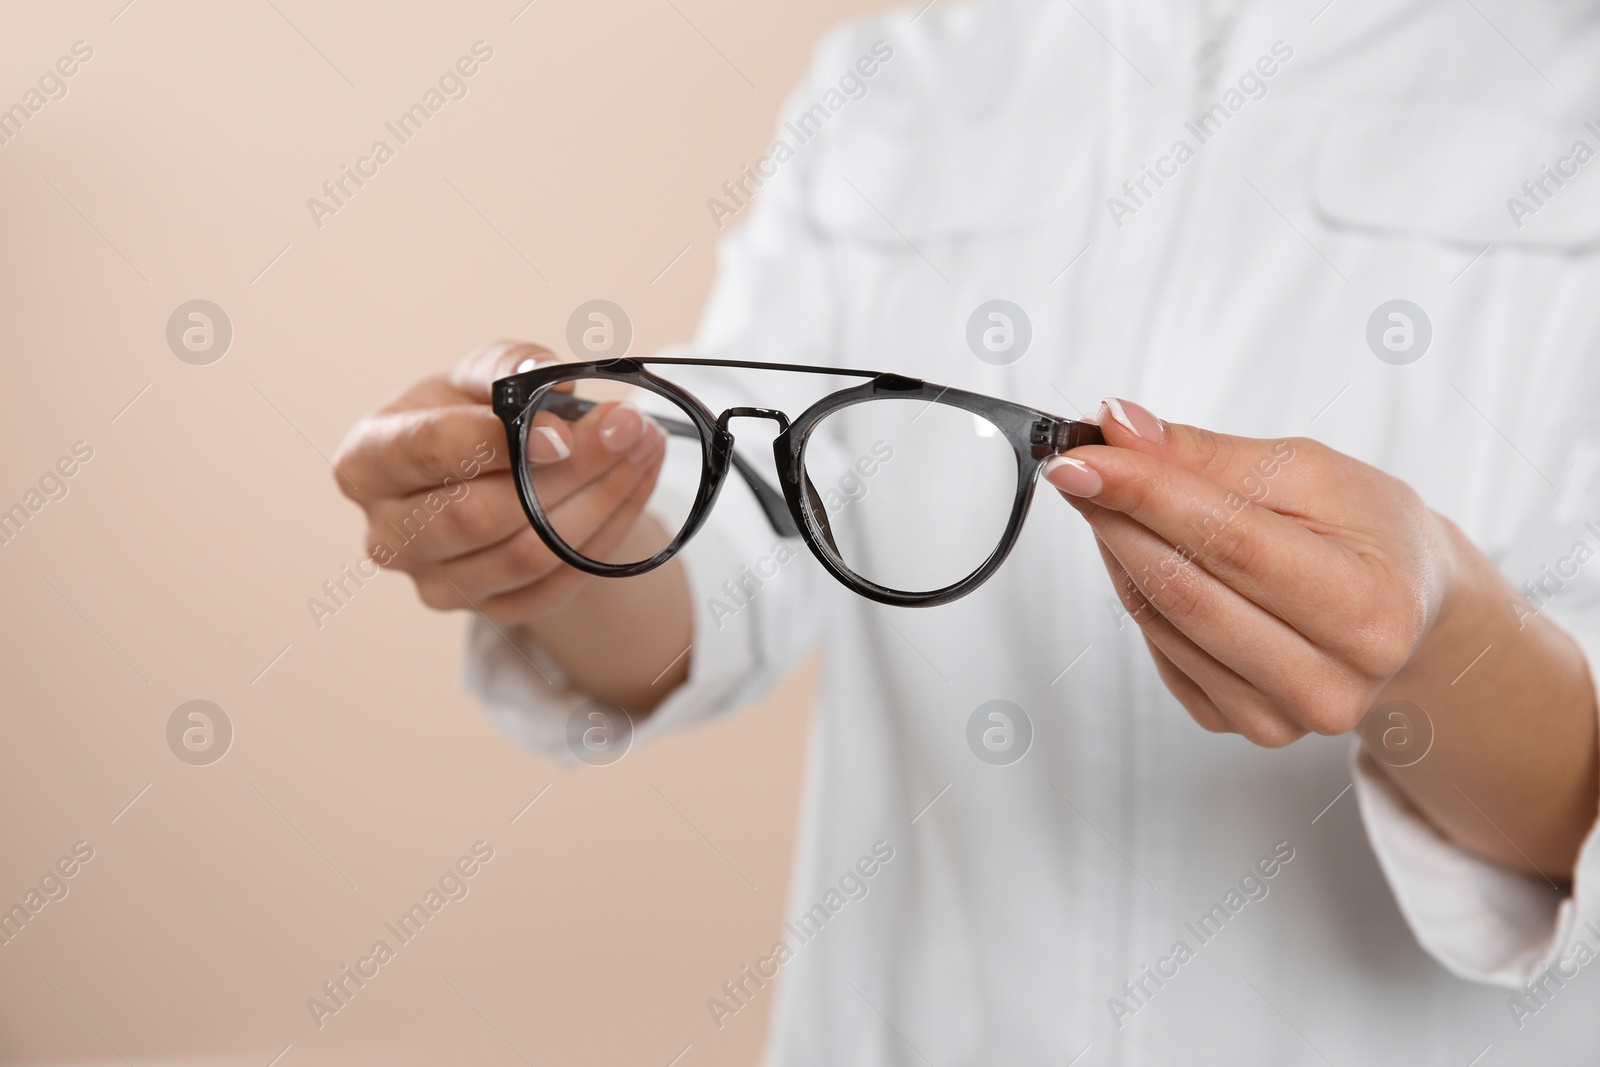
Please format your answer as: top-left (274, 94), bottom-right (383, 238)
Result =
top-left (468, 1), bottom-right (1600, 1062)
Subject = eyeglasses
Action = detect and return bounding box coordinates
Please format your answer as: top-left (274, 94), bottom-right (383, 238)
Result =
top-left (492, 357), bottom-right (1102, 607)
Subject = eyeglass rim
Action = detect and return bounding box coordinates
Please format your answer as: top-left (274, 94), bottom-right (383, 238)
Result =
top-left (492, 357), bottom-right (1102, 607)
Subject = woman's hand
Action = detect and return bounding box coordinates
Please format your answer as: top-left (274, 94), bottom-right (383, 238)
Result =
top-left (332, 340), bottom-right (692, 708)
top-left (1046, 399), bottom-right (1599, 878)
top-left (1042, 399), bottom-right (1452, 746)
top-left (332, 339), bottom-right (669, 627)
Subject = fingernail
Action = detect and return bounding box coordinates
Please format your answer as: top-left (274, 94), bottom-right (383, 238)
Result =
top-left (516, 353), bottom-right (560, 374)
top-left (598, 403), bottom-right (645, 452)
top-left (529, 425), bottom-right (571, 463)
top-left (1042, 455), bottom-right (1103, 498)
top-left (628, 419), bottom-right (665, 463)
top-left (1102, 398), bottom-right (1165, 442)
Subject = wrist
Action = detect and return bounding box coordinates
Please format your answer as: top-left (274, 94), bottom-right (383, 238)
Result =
top-left (1385, 511), bottom-right (1485, 695)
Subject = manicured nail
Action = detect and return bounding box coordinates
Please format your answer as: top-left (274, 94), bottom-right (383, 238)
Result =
top-left (628, 419), bottom-right (666, 463)
top-left (1102, 397), bottom-right (1165, 442)
top-left (529, 425), bottom-right (570, 463)
top-left (516, 357), bottom-right (539, 373)
top-left (598, 403), bottom-right (645, 452)
top-left (1042, 455), bottom-right (1103, 497)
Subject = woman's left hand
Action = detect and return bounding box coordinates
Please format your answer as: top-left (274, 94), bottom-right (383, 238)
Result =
top-left (1043, 398), bottom-right (1454, 747)
top-left (1044, 398), bottom-right (1598, 879)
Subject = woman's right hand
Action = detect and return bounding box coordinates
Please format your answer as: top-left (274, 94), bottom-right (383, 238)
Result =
top-left (331, 339), bottom-right (671, 628)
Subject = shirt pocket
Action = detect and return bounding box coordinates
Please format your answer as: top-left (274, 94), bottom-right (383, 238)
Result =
top-left (1310, 101), bottom-right (1600, 254)
top-left (806, 104), bottom-right (1097, 245)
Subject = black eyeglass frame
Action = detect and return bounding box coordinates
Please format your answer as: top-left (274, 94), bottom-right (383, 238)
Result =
top-left (492, 357), bottom-right (1103, 607)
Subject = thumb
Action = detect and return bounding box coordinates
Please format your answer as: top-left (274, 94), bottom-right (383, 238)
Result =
top-left (1092, 397), bottom-right (1302, 497)
top-left (449, 339), bottom-right (564, 403)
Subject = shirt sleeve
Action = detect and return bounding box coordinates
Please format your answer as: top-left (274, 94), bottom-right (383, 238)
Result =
top-left (461, 26), bottom-right (879, 761)
top-left (1350, 742), bottom-right (1600, 988)
top-left (1350, 336), bottom-right (1600, 989)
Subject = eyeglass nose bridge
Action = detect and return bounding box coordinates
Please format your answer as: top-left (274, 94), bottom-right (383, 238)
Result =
top-left (715, 406), bottom-right (792, 434)
top-left (709, 407), bottom-right (800, 538)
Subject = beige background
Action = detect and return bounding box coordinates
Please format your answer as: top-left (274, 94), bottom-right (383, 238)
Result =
top-left (0, 1), bottom-right (897, 1062)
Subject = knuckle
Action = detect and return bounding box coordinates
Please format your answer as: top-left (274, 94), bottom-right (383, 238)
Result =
top-left (499, 340), bottom-right (558, 366)
top-left (1114, 571), bottom-right (1157, 622)
top-left (1182, 699), bottom-right (1233, 734)
top-left (1136, 560), bottom-right (1206, 621)
top-left (1281, 437), bottom-right (1327, 479)
top-left (366, 538), bottom-right (401, 568)
top-left (412, 577), bottom-right (458, 612)
top-left (1191, 510), bottom-right (1256, 575)
top-left (1348, 600), bottom-right (1423, 678)
top-left (451, 491), bottom-right (502, 544)
top-left (506, 528), bottom-right (556, 575)
top-left (461, 339), bottom-right (562, 387)
top-left (406, 416), bottom-right (451, 483)
top-left (478, 597), bottom-right (529, 627)
top-left (1279, 673), bottom-right (1367, 736)
top-left (330, 427), bottom-right (370, 499)
top-left (1192, 430), bottom-right (1236, 483)
top-left (1276, 436), bottom-right (1309, 464)
top-left (1237, 714), bottom-right (1306, 749)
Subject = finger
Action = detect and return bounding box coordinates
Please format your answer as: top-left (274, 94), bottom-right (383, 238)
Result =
top-left (1090, 516), bottom-right (1329, 741)
top-left (334, 404), bottom-right (510, 501)
top-left (381, 405), bottom-right (665, 569)
top-left (1046, 443), bottom-right (1361, 642)
top-left (373, 373), bottom-right (477, 414)
top-left (1143, 636), bottom-right (1234, 734)
top-left (1097, 537), bottom-right (1293, 742)
top-left (417, 527), bottom-right (563, 603)
top-left (1092, 397), bottom-right (1318, 501)
top-left (428, 468), bottom-right (670, 624)
top-left (413, 526), bottom-right (580, 619)
top-left (526, 410), bottom-right (577, 466)
top-left (1100, 538), bottom-right (1307, 747)
top-left (523, 401), bottom-right (664, 513)
top-left (537, 423), bottom-right (668, 559)
top-left (420, 451), bottom-right (664, 598)
top-left (450, 339), bottom-right (561, 403)
top-left (368, 472), bottom-right (527, 566)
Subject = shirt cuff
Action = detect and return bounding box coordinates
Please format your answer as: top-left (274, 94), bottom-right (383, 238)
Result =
top-left (1350, 740), bottom-right (1600, 987)
top-left (461, 510), bottom-right (768, 764)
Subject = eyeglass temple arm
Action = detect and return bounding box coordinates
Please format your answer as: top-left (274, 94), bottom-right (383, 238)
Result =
top-left (541, 395), bottom-right (800, 538)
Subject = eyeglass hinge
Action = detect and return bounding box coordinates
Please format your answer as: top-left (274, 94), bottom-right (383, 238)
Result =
top-left (1033, 418), bottom-right (1102, 451)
